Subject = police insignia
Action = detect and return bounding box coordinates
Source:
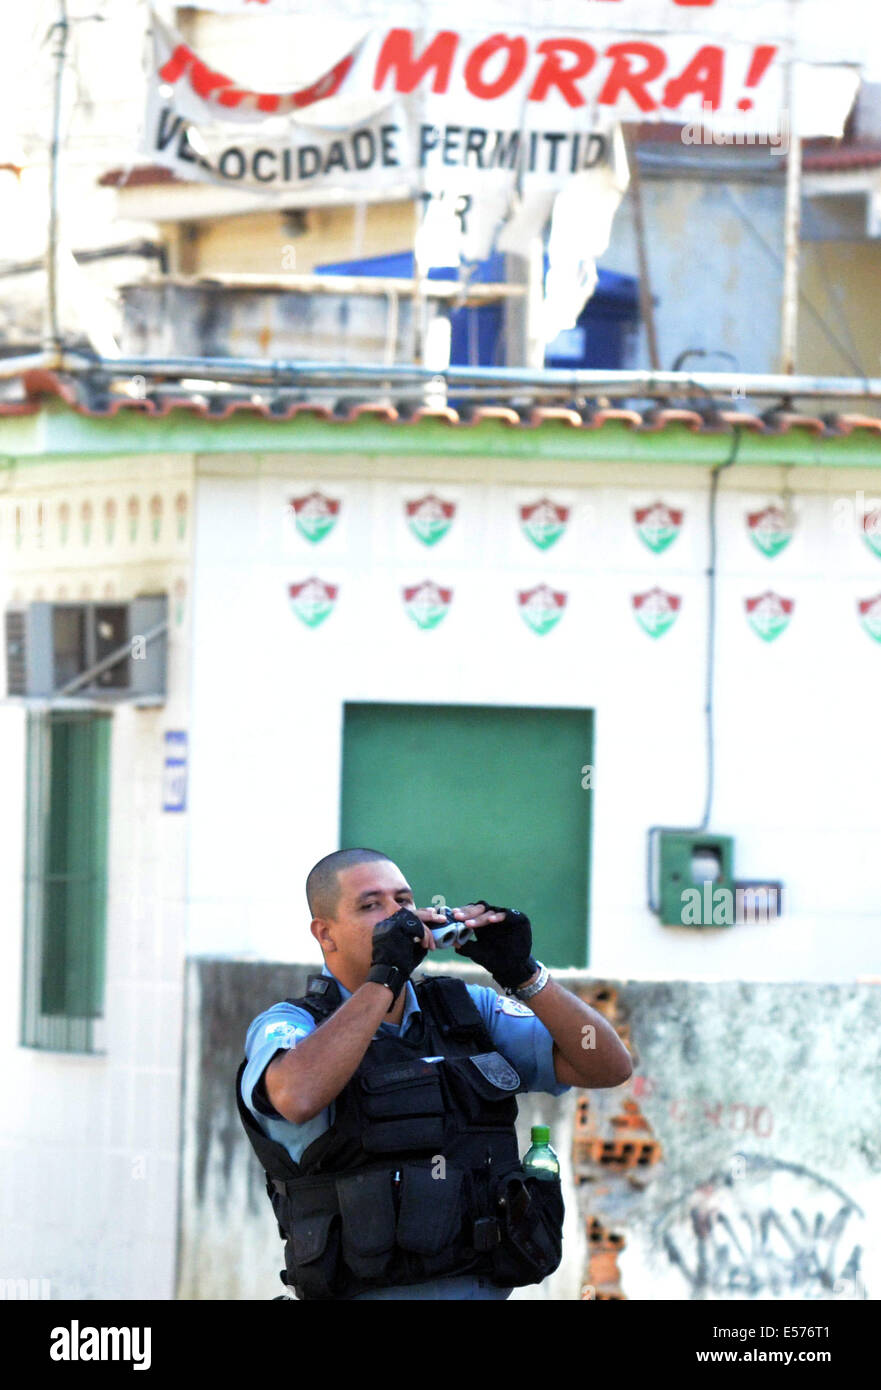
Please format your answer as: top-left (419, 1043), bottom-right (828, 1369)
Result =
top-left (470, 1051), bottom-right (521, 1090)
top-left (264, 1020), bottom-right (307, 1045)
top-left (495, 995), bottom-right (534, 1018)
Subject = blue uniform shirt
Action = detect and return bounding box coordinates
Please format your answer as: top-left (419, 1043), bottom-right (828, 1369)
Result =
top-left (241, 963), bottom-right (571, 1301)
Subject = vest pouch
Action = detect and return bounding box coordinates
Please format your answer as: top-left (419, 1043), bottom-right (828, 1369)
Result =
top-left (490, 1171), bottom-right (565, 1289)
top-left (335, 1170), bottom-right (397, 1279)
top-left (359, 1061), bottom-right (446, 1153)
top-left (396, 1163), bottom-right (465, 1267)
top-left (286, 1210), bottom-right (343, 1301)
top-left (441, 1052), bottom-right (521, 1127)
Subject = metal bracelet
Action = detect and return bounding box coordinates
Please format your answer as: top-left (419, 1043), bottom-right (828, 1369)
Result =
top-left (511, 962), bottom-right (549, 1001)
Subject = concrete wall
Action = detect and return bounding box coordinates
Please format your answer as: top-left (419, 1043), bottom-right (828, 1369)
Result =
top-left (180, 957), bottom-right (880, 1301)
top-left (188, 451), bottom-right (881, 982)
top-left (119, 279), bottom-right (423, 365)
top-left (798, 239), bottom-right (881, 379)
top-left (181, 200), bottom-right (416, 277)
top-left (0, 453), bottom-right (194, 1299)
top-left (580, 978), bottom-right (879, 1301)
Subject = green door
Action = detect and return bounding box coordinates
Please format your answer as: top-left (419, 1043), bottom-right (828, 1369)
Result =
top-left (340, 702), bottom-right (592, 968)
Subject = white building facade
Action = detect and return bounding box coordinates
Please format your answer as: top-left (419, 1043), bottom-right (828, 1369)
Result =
top-left (1, 402), bottom-right (880, 1299)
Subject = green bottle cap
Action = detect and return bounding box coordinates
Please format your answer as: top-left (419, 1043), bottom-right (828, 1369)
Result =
top-left (531, 1125), bottom-right (550, 1144)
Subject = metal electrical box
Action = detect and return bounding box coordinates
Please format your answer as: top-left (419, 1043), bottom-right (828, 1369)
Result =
top-left (658, 831), bottom-right (735, 927)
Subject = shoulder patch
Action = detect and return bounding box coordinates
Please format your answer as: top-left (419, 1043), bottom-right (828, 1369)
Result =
top-left (263, 1019), bottom-right (309, 1046)
top-left (495, 994), bottom-right (534, 1018)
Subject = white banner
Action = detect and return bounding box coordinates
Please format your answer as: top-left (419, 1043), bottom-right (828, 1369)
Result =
top-left (146, 12), bottom-right (861, 179)
top-left (177, 0), bottom-right (879, 80)
top-left (146, 12), bottom-right (631, 263)
top-left (147, 9), bottom-right (860, 145)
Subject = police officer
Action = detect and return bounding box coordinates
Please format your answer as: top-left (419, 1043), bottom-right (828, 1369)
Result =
top-left (237, 847), bottom-right (633, 1300)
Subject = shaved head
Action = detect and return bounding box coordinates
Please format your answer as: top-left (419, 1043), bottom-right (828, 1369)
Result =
top-left (306, 847), bottom-right (393, 921)
top-left (306, 852), bottom-right (429, 1012)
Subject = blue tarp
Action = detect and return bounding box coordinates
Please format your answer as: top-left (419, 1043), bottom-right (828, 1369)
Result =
top-left (316, 252), bottom-right (639, 368)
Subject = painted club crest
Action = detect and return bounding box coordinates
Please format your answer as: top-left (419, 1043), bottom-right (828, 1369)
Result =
top-left (634, 502), bottom-right (683, 554)
top-left (403, 581), bottom-right (452, 629)
top-left (745, 590), bottom-right (793, 642)
top-left (288, 577), bottom-right (338, 627)
top-left (863, 508), bottom-right (881, 558)
top-left (406, 493), bottom-right (456, 546)
top-left (748, 505), bottom-right (794, 557)
top-left (517, 584), bottom-right (567, 635)
top-left (520, 498), bottom-right (569, 550)
top-left (632, 587), bottom-right (681, 638)
top-left (858, 594), bottom-right (881, 642)
top-left (290, 490), bottom-right (340, 543)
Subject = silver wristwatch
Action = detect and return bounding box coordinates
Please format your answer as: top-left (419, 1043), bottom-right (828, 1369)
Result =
top-left (510, 962), bottom-right (549, 1002)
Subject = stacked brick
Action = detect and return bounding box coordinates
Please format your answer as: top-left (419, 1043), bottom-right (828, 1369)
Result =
top-left (572, 983), bottom-right (664, 1300)
top-left (584, 1217), bottom-right (627, 1301)
top-left (574, 1097), bottom-right (661, 1172)
top-left (572, 986), bottom-right (662, 1176)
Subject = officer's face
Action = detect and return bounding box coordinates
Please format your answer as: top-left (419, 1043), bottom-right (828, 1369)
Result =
top-left (320, 859), bottom-right (416, 982)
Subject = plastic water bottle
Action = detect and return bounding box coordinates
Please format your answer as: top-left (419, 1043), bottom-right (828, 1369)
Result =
top-left (523, 1125), bottom-right (560, 1181)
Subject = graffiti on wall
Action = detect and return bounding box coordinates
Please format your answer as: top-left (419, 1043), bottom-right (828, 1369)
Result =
top-left (654, 1155), bottom-right (866, 1300)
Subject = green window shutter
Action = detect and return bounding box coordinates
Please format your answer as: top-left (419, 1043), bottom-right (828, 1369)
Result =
top-left (340, 703), bottom-right (593, 969)
top-left (22, 709), bottom-right (111, 1052)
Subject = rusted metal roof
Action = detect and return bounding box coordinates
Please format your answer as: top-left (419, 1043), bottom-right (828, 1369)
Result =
top-left (3, 367), bottom-right (881, 438)
top-left (802, 145), bottom-right (881, 172)
top-left (98, 164), bottom-right (184, 189)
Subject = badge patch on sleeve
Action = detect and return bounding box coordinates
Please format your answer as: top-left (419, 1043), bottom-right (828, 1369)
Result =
top-left (495, 995), bottom-right (534, 1018)
top-left (264, 1020), bottom-right (308, 1046)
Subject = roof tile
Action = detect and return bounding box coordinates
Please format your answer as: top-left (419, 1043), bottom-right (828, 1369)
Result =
top-left (2, 370), bottom-right (880, 444)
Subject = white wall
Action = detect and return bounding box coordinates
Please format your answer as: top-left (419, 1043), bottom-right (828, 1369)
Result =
top-left (0, 455), bottom-right (193, 1299)
top-left (188, 451), bottom-right (881, 982)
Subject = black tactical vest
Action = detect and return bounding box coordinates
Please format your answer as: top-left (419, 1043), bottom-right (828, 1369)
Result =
top-left (235, 973), bottom-right (564, 1299)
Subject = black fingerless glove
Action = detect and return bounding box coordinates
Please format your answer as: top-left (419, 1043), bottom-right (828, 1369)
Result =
top-left (455, 899), bottom-right (538, 991)
top-left (367, 906), bottom-right (427, 1008)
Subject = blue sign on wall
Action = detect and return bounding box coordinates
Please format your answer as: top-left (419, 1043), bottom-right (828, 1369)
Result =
top-left (163, 731), bottom-right (188, 813)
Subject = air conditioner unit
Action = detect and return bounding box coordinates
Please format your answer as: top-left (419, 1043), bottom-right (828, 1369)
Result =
top-left (4, 596), bottom-right (167, 700)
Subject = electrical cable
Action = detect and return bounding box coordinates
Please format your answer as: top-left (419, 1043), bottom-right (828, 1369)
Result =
top-left (672, 349), bottom-right (740, 375)
top-left (646, 424), bottom-right (744, 916)
top-left (700, 424), bottom-right (743, 831)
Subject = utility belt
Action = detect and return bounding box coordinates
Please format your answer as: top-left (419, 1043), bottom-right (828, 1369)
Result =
top-left (271, 1159), bottom-right (564, 1300)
